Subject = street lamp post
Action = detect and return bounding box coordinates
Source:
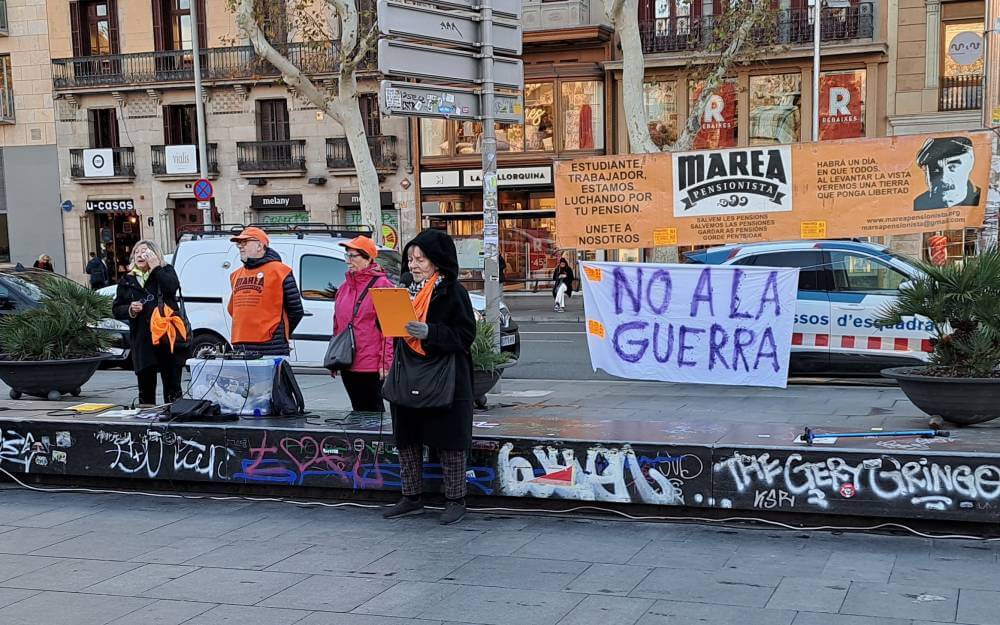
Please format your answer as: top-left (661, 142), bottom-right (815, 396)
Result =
top-left (189, 0), bottom-right (211, 230)
top-left (982, 0), bottom-right (1000, 250)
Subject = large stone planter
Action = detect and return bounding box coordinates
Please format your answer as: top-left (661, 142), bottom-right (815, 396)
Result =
top-left (0, 355), bottom-right (109, 400)
top-left (882, 366), bottom-right (1000, 426)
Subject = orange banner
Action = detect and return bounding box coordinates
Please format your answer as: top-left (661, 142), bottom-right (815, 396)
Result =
top-left (555, 132), bottom-right (991, 250)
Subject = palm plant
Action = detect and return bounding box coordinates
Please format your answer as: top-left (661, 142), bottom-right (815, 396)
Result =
top-left (0, 279), bottom-right (113, 361)
top-left (471, 320), bottom-right (511, 372)
top-left (876, 246), bottom-right (1000, 378)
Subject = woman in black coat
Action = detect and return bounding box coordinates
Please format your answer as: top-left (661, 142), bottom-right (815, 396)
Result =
top-left (551, 257), bottom-right (574, 312)
top-left (383, 229), bottom-right (476, 525)
top-left (112, 240), bottom-right (188, 406)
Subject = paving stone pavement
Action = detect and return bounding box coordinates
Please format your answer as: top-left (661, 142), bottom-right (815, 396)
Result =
top-left (0, 487), bottom-right (997, 625)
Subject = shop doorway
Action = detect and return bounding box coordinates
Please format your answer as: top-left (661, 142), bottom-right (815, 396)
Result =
top-left (173, 198), bottom-right (220, 241)
top-left (94, 211), bottom-right (140, 282)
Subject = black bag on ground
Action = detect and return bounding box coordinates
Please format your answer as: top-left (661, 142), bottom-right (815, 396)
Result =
top-left (271, 359), bottom-right (305, 416)
top-left (167, 399), bottom-right (235, 422)
top-left (324, 276), bottom-right (379, 371)
top-left (382, 341), bottom-right (456, 409)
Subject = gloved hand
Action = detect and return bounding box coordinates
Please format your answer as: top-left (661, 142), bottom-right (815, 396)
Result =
top-left (405, 321), bottom-right (429, 340)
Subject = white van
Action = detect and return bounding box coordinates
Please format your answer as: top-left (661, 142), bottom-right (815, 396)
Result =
top-left (685, 240), bottom-right (930, 374)
top-left (101, 226), bottom-right (520, 367)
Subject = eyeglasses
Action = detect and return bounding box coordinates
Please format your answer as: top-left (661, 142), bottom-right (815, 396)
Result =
top-left (346, 252), bottom-right (364, 259)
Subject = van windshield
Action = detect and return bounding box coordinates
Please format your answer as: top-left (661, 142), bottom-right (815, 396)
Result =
top-left (377, 250), bottom-right (402, 282)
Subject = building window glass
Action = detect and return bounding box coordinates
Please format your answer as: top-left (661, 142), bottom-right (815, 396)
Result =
top-left (560, 81), bottom-right (603, 151)
top-left (420, 118), bottom-right (449, 157)
top-left (0, 214), bottom-right (9, 263)
top-left (749, 73), bottom-right (802, 146)
top-left (163, 103), bottom-right (197, 145)
top-left (819, 69), bottom-right (865, 140)
top-left (644, 80), bottom-right (678, 149)
top-left (524, 82), bottom-right (554, 152)
top-left (89, 108), bottom-right (119, 148)
top-left (690, 78), bottom-right (738, 149)
top-left (0, 55), bottom-right (12, 122)
top-left (943, 21), bottom-right (985, 78)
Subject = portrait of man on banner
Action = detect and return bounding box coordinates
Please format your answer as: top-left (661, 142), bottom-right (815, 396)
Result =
top-left (913, 136), bottom-right (981, 211)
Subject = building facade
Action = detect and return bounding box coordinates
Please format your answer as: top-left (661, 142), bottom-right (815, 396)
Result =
top-left (414, 2), bottom-right (613, 290)
top-left (48, 0), bottom-right (412, 285)
top-left (0, 0), bottom-right (65, 272)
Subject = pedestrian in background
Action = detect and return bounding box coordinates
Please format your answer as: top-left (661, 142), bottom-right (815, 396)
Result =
top-left (332, 235), bottom-right (394, 412)
top-left (551, 257), bottom-right (574, 312)
top-left (86, 252), bottom-right (109, 290)
top-left (32, 254), bottom-right (54, 272)
top-left (383, 229), bottom-right (476, 525)
top-left (112, 241), bottom-right (186, 406)
top-left (228, 227), bottom-right (304, 356)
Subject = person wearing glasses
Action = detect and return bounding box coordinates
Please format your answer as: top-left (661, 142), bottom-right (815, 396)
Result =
top-left (112, 240), bottom-right (186, 406)
top-left (228, 227), bottom-right (303, 356)
top-left (331, 236), bottom-right (394, 412)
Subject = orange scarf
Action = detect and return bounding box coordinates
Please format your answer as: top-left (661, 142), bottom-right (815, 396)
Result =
top-left (151, 304), bottom-right (188, 353)
top-left (404, 272), bottom-right (439, 356)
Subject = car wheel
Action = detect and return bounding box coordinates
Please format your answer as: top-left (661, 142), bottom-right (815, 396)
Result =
top-left (9, 389), bottom-right (20, 400)
top-left (190, 332), bottom-right (229, 359)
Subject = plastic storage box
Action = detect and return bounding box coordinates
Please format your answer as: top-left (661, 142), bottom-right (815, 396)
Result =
top-left (186, 357), bottom-right (284, 416)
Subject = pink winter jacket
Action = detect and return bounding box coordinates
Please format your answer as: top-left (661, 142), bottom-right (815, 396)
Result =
top-left (332, 263), bottom-right (394, 373)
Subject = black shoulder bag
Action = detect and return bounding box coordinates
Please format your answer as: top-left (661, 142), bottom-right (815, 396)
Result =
top-left (382, 340), bottom-right (456, 409)
top-left (323, 276), bottom-right (378, 372)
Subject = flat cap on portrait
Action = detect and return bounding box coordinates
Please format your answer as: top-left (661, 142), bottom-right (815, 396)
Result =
top-left (916, 136), bottom-right (973, 167)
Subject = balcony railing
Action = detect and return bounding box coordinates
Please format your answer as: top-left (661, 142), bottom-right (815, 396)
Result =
top-left (326, 136), bottom-right (398, 171)
top-left (640, 3), bottom-right (874, 54)
top-left (70, 147), bottom-right (136, 179)
top-left (151, 143), bottom-right (219, 176)
top-left (236, 140), bottom-right (307, 173)
top-left (52, 42), bottom-right (339, 90)
top-left (939, 74), bottom-right (983, 112)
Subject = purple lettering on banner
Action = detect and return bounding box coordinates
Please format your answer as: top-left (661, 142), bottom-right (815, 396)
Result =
top-left (689, 267), bottom-right (715, 317)
top-left (677, 325), bottom-right (705, 368)
top-left (755, 271), bottom-right (782, 320)
top-left (614, 267), bottom-right (642, 315)
top-left (729, 269), bottom-right (753, 320)
top-left (733, 327), bottom-right (755, 372)
top-left (652, 322), bottom-right (675, 363)
top-left (646, 269), bottom-right (673, 314)
top-left (754, 327), bottom-right (780, 372)
top-left (709, 324), bottom-right (730, 370)
top-left (613, 321), bottom-right (649, 363)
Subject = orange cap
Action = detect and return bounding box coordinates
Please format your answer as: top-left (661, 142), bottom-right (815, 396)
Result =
top-left (230, 227), bottom-right (269, 246)
top-left (339, 235), bottom-right (378, 260)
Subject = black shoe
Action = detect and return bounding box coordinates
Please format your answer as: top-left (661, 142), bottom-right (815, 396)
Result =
top-left (439, 500), bottom-right (466, 525)
top-left (383, 497), bottom-right (424, 519)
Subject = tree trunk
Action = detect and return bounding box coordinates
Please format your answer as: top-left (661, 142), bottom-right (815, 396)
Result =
top-left (609, 0), bottom-right (659, 155)
top-left (334, 76), bottom-right (383, 243)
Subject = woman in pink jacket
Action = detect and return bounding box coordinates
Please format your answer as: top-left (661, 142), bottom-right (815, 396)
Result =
top-left (332, 236), bottom-right (394, 412)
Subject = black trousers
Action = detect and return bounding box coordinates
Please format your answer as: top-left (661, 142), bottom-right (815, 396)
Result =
top-left (137, 364), bottom-right (183, 405)
top-left (341, 370), bottom-right (384, 412)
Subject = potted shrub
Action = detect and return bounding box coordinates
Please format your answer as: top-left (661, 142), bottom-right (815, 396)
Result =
top-left (879, 246), bottom-right (1000, 425)
top-left (471, 320), bottom-right (513, 409)
top-left (0, 279), bottom-right (113, 400)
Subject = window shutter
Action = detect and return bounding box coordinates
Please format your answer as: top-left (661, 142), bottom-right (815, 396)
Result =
top-left (151, 0), bottom-right (165, 51)
top-left (197, 0), bottom-right (208, 48)
top-left (70, 1), bottom-right (83, 56)
top-left (108, 0), bottom-right (121, 54)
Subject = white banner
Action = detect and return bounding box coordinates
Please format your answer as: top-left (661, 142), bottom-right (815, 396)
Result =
top-left (165, 145), bottom-right (198, 174)
top-left (582, 262), bottom-right (799, 388)
top-left (83, 148), bottom-right (114, 177)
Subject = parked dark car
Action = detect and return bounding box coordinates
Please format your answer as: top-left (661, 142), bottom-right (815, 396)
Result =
top-left (0, 267), bottom-right (131, 366)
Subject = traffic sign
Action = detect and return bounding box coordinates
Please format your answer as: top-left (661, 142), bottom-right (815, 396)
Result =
top-left (193, 179), bottom-right (213, 201)
top-left (380, 81), bottom-right (523, 122)
top-left (422, 0), bottom-right (521, 20)
top-left (197, 200), bottom-right (212, 211)
top-left (61, 200), bottom-right (74, 213)
top-left (377, 39), bottom-right (523, 89)
top-left (378, 1), bottom-right (522, 56)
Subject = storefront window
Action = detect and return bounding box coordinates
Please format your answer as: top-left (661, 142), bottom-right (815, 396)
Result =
top-left (644, 80), bottom-right (679, 149)
top-left (453, 121), bottom-right (522, 154)
top-left (819, 69), bottom-right (865, 140)
top-left (420, 118), bottom-right (449, 157)
top-left (690, 79), bottom-right (738, 149)
top-left (524, 83), bottom-right (555, 152)
top-left (561, 81), bottom-right (603, 151)
top-left (749, 73), bottom-right (802, 146)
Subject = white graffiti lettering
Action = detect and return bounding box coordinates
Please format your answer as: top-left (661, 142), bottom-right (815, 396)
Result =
top-left (716, 453), bottom-right (1000, 511)
top-left (0, 429), bottom-right (39, 472)
top-left (97, 429), bottom-right (234, 480)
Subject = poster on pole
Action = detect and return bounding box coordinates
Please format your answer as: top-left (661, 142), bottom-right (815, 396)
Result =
top-left (556, 131), bottom-right (992, 250)
top-left (582, 262), bottom-right (799, 388)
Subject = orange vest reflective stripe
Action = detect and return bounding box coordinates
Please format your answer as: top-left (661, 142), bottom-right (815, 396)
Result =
top-left (228, 261), bottom-right (293, 344)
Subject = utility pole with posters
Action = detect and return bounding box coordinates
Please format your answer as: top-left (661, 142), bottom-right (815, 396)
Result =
top-left (982, 0), bottom-right (1000, 250)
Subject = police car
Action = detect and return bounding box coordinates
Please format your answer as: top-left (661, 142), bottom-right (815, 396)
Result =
top-left (684, 240), bottom-right (930, 374)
